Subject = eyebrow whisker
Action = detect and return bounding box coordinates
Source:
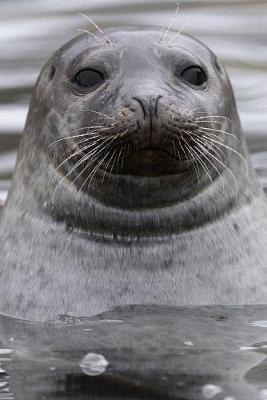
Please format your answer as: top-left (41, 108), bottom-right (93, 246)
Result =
top-left (78, 13), bottom-right (114, 46)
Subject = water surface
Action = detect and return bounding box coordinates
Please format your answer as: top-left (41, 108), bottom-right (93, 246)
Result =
top-left (1, 305), bottom-right (267, 399)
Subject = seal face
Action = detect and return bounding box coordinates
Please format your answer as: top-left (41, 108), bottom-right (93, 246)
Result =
top-left (45, 28), bottom-right (237, 210)
top-left (0, 27), bottom-right (267, 320)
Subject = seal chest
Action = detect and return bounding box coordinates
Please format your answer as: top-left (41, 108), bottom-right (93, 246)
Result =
top-left (0, 27), bottom-right (267, 320)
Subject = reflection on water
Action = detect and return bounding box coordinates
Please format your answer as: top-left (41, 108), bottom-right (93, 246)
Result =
top-left (0, 0), bottom-right (267, 202)
top-left (0, 305), bottom-right (267, 399)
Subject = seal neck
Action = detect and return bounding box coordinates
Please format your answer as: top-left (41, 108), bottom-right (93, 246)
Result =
top-left (63, 185), bottom-right (260, 239)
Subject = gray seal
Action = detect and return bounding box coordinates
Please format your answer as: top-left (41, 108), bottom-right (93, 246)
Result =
top-left (0, 27), bottom-right (267, 321)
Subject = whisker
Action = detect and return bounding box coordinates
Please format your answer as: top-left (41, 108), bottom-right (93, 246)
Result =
top-left (190, 106), bottom-right (207, 114)
top-left (78, 151), bottom-right (111, 193)
top-left (71, 144), bottom-right (111, 186)
top-left (196, 129), bottom-right (224, 143)
top-left (165, 23), bottom-right (189, 47)
top-left (159, 2), bottom-right (180, 45)
top-left (78, 109), bottom-right (114, 119)
top-left (182, 141), bottom-right (200, 185)
top-left (52, 135), bottom-right (118, 202)
top-left (195, 115), bottom-right (231, 123)
top-left (78, 13), bottom-right (113, 46)
top-left (55, 141), bottom-right (99, 171)
top-left (190, 123), bottom-right (238, 141)
top-left (101, 148), bottom-right (117, 184)
top-left (48, 127), bottom-right (111, 146)
top-left (108, 146), bottom-right (120, 181)
top-left (171, 139), bottom-right (180, 161)
top-left (76, 125), bottom-right (110, 132)
top-left (180, 136), bottom-right (213, 183)
top-left (201, 133), bottom-right (249, 175)
top-left (117, 144), bottom-right (126, 174)
top-left (193, 136), bottom-right (238, 193)
top-left (197, 135), bottom-right (225, 159)
top-left (78, 28), bottom-right (103, 44)
top-left (53, 132), bottom-right (117, 171)
top-left (175, 135), bottom-right (188, 161)
top-left (70, 131), bottom-right (122, 190)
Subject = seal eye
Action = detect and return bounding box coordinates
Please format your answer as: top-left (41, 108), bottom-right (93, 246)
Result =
top-left (181, 66), bottom-right (207, 86)
top-left (75, 69), bottom-right (104, 89)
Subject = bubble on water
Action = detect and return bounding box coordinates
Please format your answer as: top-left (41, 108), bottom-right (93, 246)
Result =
top-left (0, 351), bottom-right (12, 356)
top-left (250, 321), bottom-right (267, 328)
top-left (84, 328), bottom-right (92, 332)
top-left (184, 341), bottom-right (194, 346)
top-left (240, 345), bottom-right (267, 351)
top-left (0, 366), bottom-right (14, 399)
top-left (240, 346), bottom-right (257, 351)
top-left (49, 366), bottom-right (56, 371)
top-left (102, 319), bottom-right (124, 323)
top-left (56, 313), bottom-right (90, 324)
top-left (202, 384), bottom-right (223, 399)
top-left (80, 353), bottom-right (109, 376)
top-left (224, 397), bottom-right (236, 400)
top-left (89, 319), bottom-right (124, 324)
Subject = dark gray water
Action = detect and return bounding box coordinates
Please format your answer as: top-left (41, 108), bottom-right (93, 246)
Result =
top-left (1, 305), bottom-right (267, 400)
top-left (0, 0), bottom-right (267, 202)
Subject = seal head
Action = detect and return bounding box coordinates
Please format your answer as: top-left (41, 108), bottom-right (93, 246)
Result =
top-left (10, 27), bottom-right (254, 237)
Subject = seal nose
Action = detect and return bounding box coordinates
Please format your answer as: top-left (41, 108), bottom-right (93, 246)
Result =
top-left (132, 95), bottom-right (162, 147)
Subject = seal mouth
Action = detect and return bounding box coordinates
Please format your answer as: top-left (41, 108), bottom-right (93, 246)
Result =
top-left (102, 146), bottom-right (193, 177)
top-left (125, 146), bottom-right (174, 160)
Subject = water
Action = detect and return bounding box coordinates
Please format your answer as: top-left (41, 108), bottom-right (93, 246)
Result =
top-left (0, 305), bottom-right (267, 399)
top-left (0, 0), bottom-right (267, 202)
top-left (80, 353), bottom-right (109, 376)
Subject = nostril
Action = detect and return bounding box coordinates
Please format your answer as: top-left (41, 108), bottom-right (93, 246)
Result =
top-left (132, 97), bottom-right (147, 120)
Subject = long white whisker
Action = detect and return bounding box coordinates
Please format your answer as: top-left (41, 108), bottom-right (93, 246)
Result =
top-left (171, 139), bottom-right (179, 161)
top-left (195, 115), bottom-right (231, 122)
top-left (101, 148), bottom-right (117, 183)
top-left (197, 135), bottom-right (225, 158)
top-left (78, 151), bottom-right (111, 193)
top-left (190, 123), bottom-right (238, 141)
top-left (78, 13), bottom-right (113, 46)
top-left (201, 133), bottom-right (249, 175)
top-left (70, 131), bottom-right (122, 190)
top-left (159, 2), bottom-right (179, 45)
top-left (52, 135), bottom-right (118, 203)
top-left (166, 23), bottom-right (189, 47)
top-left (193, 136), bottom-right (238, 194)
top-left (48, 127), bottom-right (110, 146)
top-left (54, 131), bottom-right (118, 171)
top-left (78, 28), bottom-right (103, 44)
top-left (78, 109), bottom-right (114, 119)
top-left (180, 136), bottom-right (213, 183)
top-left (182, 141), bottom-right (200, 185)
